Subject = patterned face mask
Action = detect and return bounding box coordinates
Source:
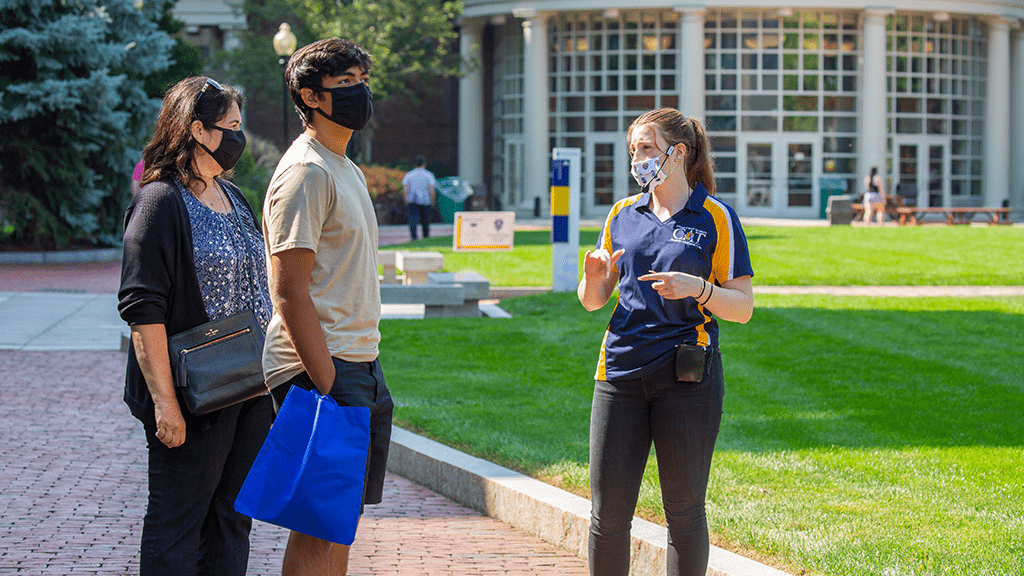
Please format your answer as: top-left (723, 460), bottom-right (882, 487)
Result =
top-left (630, 145), bottom-right (676, 192)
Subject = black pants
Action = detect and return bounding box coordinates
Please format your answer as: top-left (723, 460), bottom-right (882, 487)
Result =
top-left (407, 203), bottom-right (431, 240)
top-left (588, 352), bottom-right (724, 576)
top-left (140, 395), bottom-right (273, 576)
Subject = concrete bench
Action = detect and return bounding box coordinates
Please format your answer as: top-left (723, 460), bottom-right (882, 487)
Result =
top-left (378, 250), bottom-right (399, 284)
top-left (395, 251), bottom-right (445, 285)
top-left (379, 271), bottom-right (490, 318)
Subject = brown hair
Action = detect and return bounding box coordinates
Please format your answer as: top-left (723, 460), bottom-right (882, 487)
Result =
top-left (139, 76), bottom-right (243, 194)
top-left (286, 38), bottom-right (373, 127)
top-left (626, 108), bottom-right (716, 195)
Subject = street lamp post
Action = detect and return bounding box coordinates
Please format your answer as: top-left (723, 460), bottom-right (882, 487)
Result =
top-left (272, 23), bottom-right (297, 147)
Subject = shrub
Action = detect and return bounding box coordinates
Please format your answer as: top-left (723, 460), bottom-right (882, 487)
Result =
top-left (229, 132), bottom-right (281, 219)
top-left (360, 165), bottom-right (407, 225)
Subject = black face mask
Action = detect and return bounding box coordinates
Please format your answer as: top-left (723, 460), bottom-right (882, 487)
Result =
top-left (314, 83), bottom-right (373, 131)
top-left (198, 126), bottom-right (246, 171)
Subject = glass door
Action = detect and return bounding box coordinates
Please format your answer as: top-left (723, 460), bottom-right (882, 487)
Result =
top-left (739, 136), bottom-right (820, 218)
top-left (892, 138), bottom-right (949, 208)
top-left (586, 136), bottom-right (628, 217)
top-left (503, 136), bottom-right (524, 209)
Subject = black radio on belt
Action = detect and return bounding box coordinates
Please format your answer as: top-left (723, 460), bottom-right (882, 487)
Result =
top-left (674, 345), bottom-right (708, 382)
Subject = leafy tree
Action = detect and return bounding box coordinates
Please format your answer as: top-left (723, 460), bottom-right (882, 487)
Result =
top-left (214, 0), bottom-right (316, 151)
top-left (145, 8), bottom-right (204, 99)
top-left (287, 0), bottom-right (465, 104)
top-left (220, 0), bottom-right (469, 162)
top-left (0, 0), bottom-right (174, 248)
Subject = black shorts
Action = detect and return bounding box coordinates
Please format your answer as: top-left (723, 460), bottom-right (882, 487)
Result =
top-left (271, 357), bottom-right (393, 506)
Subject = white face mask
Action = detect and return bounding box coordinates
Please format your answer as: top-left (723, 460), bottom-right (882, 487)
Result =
top-left (630, 145), bottom-right (676, 191)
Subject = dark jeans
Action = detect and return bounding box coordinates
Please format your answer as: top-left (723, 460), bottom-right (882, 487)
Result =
top-left (589, 352), bottom-right (724, 576)
top-left (141, 395), bottom-right (273, 576)
top-left (407, 203), bottom-right (431, 240)
top-left (271, 357), bottom-right (393, 506)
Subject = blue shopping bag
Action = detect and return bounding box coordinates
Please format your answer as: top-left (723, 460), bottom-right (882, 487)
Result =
top-left (235, 386), bottom-right (369, 545)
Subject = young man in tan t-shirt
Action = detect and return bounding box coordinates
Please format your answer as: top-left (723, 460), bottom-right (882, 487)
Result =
top-left (262, 38), bottom-right (393, 575)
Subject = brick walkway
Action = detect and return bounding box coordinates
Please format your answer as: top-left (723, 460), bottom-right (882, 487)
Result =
top-left (0, 350), bottom-right (588, 575)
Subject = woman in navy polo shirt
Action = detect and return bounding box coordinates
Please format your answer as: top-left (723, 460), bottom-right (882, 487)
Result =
top-left (577, 108), bottom-right (754, 576)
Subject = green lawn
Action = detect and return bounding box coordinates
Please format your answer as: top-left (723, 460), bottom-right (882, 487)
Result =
top-left (390, 225), bottom-right (1024, 286)
top-left (378, 293), bottom-right (1024, 576)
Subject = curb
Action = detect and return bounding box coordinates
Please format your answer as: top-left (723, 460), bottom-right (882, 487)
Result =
top-left (0, 248), bottom-right (121, 264)
top-left (489, 286), bottom-right (552, 299)
top-left (387, 427), bottom-right (793, 576)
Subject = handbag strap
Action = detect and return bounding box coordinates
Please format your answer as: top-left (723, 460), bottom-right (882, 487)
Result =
top-left (221, 181), bottom-right (261, 310)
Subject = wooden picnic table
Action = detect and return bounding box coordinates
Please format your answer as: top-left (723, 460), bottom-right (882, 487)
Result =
top-left (894, 206), bottom-right (1012, 226)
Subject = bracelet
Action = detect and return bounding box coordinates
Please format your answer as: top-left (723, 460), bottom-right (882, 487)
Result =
top-left (695, 279), bottom-right (707, 301)
top-left (701, 282), bottom-right (715, 305)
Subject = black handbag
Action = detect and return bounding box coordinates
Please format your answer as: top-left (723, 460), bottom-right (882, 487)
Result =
top-left (168, 189), bottom-right (269, 416)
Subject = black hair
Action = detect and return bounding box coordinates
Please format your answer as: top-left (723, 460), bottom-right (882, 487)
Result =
top-left (415, 155), bottom-right (426, 167)
top-left (285, 38), bottom-right (373, 127)
top-left (141, 76), bottom-right (243, 193)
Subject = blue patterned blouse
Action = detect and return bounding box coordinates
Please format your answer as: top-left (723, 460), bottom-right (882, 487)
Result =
top-left (175, 177), bottom-right (273, 332)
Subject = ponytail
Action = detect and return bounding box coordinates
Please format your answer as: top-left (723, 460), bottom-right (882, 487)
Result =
top-left (686, 118), bottom-right (715, 196)
top-left (627, 108), bottom-right (717, 196)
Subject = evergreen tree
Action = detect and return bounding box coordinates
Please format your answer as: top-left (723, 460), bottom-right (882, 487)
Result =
top-left (0, 0), bottom-right (175, 248)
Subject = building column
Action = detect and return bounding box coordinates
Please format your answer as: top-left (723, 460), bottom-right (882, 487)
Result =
top-left (860, 9), bottom-right (890, 183)
top-left (985, 17), bottom-right (1012, 208)
top-left (676, 7), bottom-right (706, 119)
top-left (458, 18), bottom-right (485, 189)
top-left (1010, 26), bottom-right (1024, 216)
top-left (520, 11), bottom-right (550, 212)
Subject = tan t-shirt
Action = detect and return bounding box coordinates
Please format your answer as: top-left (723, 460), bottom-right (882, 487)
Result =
top-left (262, 133), bottom-right (381, 390)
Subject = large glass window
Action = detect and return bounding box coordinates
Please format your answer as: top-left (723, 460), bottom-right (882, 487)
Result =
top-left (886, 14), bottom-right (986, 203)
top-left (548, 11), bottom-right (681, 207)
top-left (705, 10), bottom-right (862, 203)
top-left (491, 24), bottom-right (524, 206)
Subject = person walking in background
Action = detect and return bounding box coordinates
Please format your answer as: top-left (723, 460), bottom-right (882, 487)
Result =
top-left (577, 108), bottom-right (754, 576)
top-left (863, 166), bottom-right (887, 225)
top-left (262, 38), bottom-right (393, 576)
top-left (402, 154), bottom-right (436, 240)
top-left (118, 76), bottom-right (274, 576)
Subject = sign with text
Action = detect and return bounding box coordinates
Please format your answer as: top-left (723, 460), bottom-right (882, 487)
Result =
top-left (452, 211), bottom-right (516, 252)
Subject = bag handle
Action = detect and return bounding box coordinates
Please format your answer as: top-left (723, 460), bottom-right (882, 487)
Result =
top-left (281, 392), bottom-right (338, 502)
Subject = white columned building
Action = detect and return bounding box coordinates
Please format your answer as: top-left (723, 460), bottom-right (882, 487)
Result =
top-left (460, 1), bottom-right (1024, 219)
top-left (1012, 27), bottom-right (1024, 216)
top-left (521, 10), bottom-right (551, 213)
top-left (677, 7), bottom-right (706, 120)
top-left (985, 17), bottom-right (1013, 208)
top-left (860, 8), bottom-right (890, 178)
top-left (458, 18), bottom-right (486, 190)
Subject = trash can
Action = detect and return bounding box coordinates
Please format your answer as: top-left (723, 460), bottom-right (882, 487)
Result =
top-left (826, 194), bottom-right (854, 226)
top-left (436, 177), bottom-right (475, 223)
top-left (819, 176), bottom-right (848, 219)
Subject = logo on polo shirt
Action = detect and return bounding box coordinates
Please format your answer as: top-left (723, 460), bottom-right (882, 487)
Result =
top-left (670, 226), bottom-right (706, 247)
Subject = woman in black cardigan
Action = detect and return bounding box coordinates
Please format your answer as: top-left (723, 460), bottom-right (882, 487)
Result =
top-left (118, 77), bottom-right (273, 576)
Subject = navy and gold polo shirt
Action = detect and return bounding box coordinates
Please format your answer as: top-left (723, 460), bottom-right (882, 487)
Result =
top-left (594, 182), bottom-right (753, 381)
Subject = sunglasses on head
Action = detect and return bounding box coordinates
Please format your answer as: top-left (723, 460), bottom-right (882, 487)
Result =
top-left (195, 78), bottom-right (223, 105)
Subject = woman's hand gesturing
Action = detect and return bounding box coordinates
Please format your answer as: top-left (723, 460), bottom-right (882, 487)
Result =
top-left (583, 248), bottom-right (625, 280)
top-left (638, 271), bottom-right (705, 300)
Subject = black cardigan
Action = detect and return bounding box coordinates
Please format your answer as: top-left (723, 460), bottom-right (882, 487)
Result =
top-left (118, 178), bottom-right (260, 427)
